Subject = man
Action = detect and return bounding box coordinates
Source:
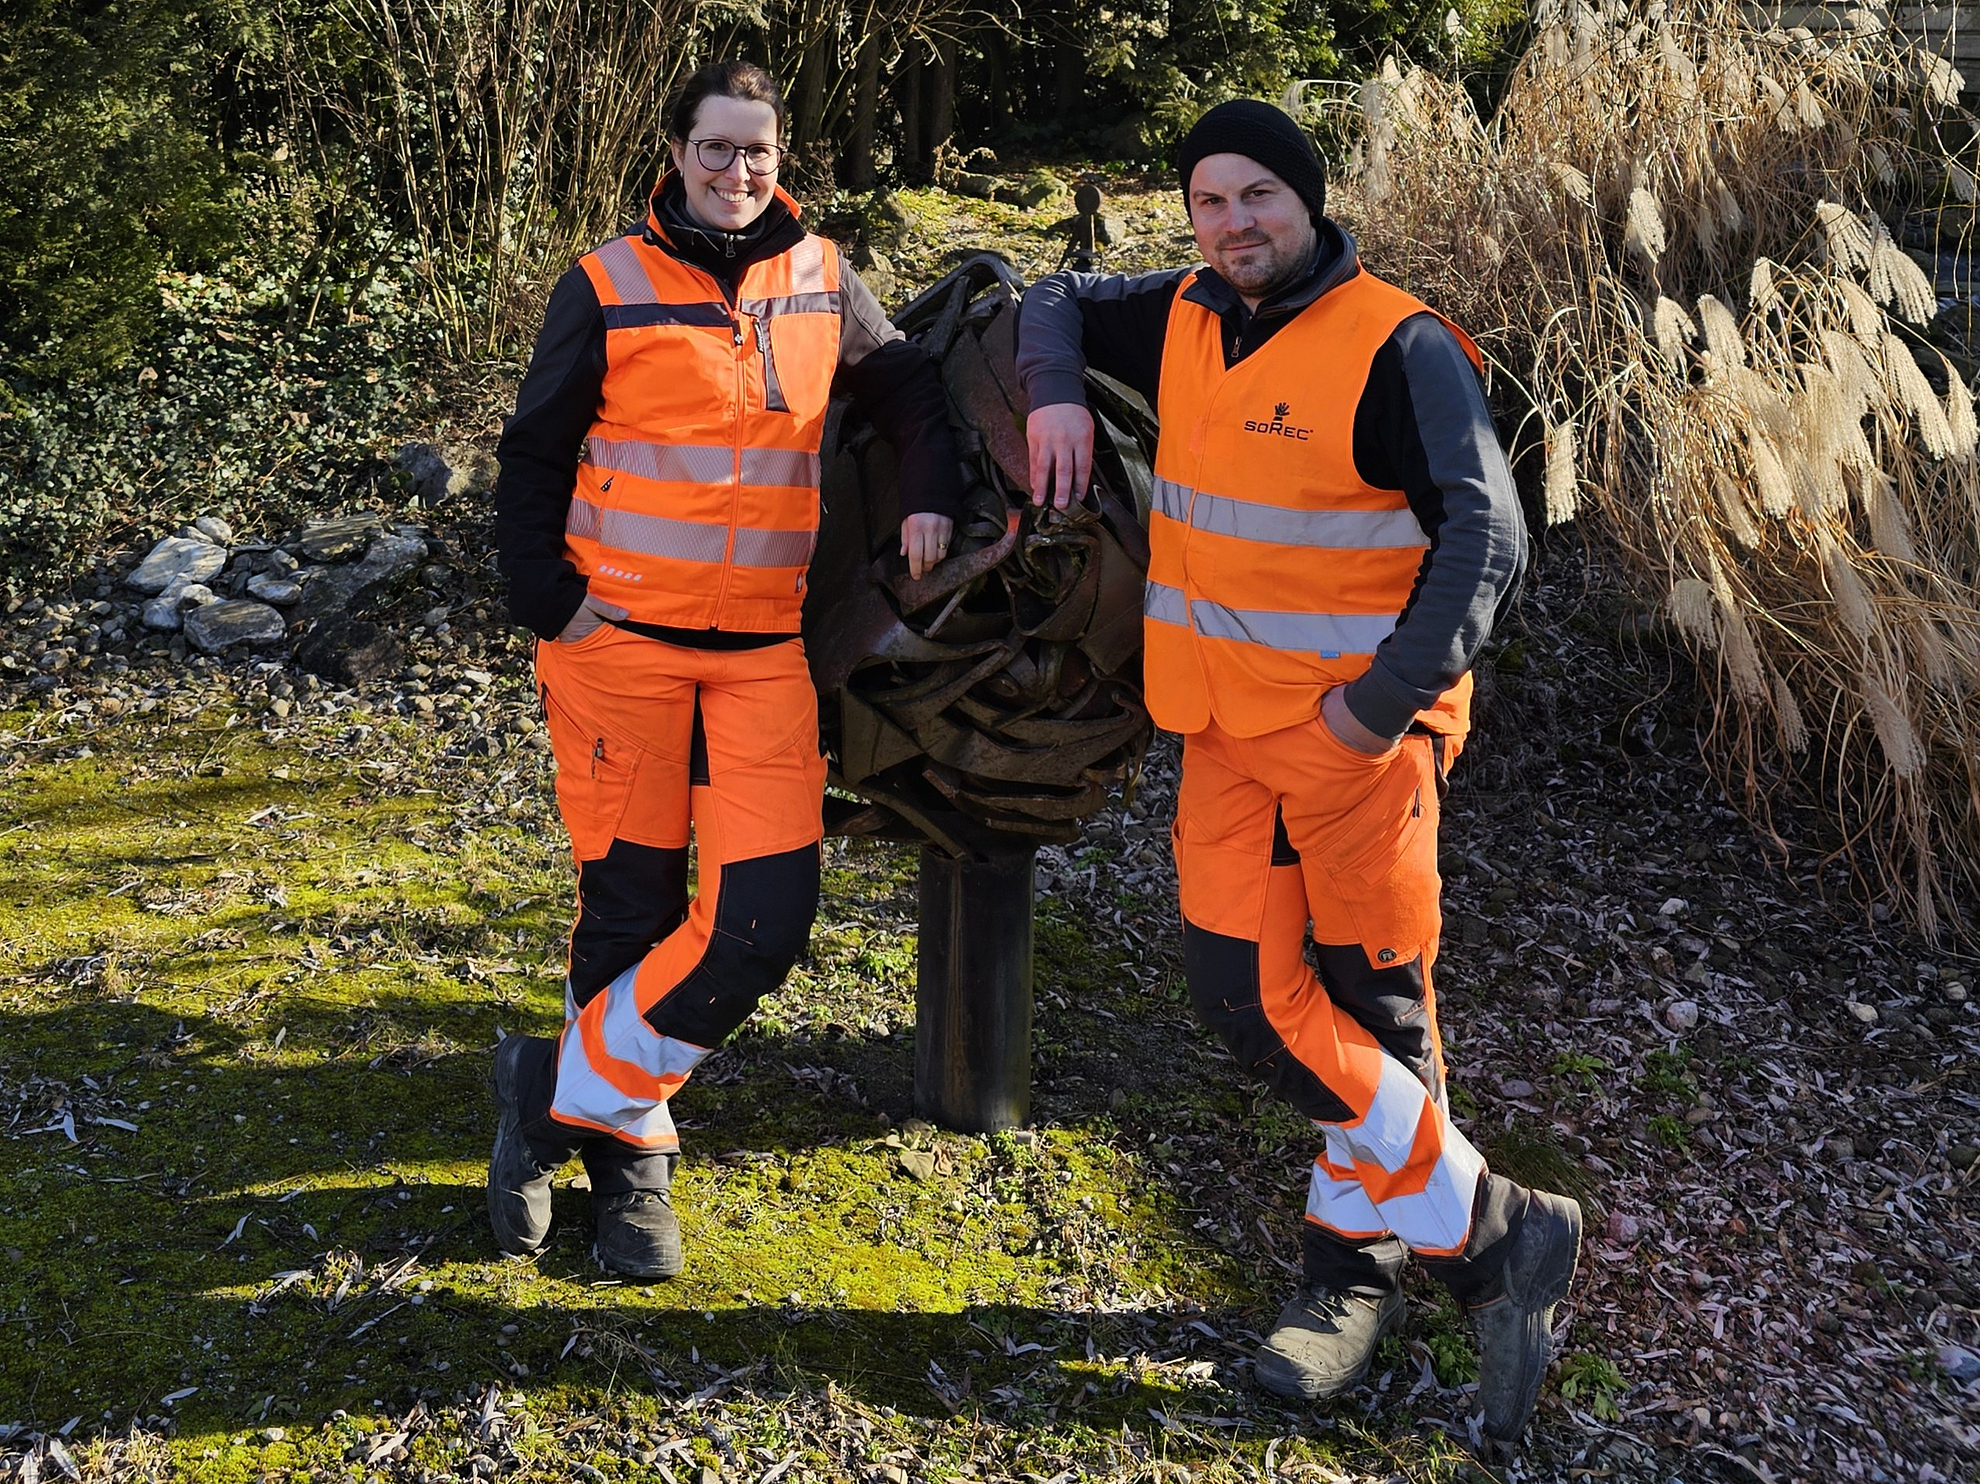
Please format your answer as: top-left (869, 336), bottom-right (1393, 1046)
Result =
top-left (1016, 99), bottom-right (1579, 1442)
top-left (488, 61), bottom-right (959, 1279)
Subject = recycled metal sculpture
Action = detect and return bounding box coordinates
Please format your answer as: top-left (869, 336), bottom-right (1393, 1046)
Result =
top-left (801, 253), bottom-right (1158, 1130)
top-left (803, 252), bottom-right (1156, 859)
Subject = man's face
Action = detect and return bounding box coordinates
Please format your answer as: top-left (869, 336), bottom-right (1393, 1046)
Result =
top-left (669, 94), bottom-right (781, 232)
top-left (1188, 154), bottom-right (1317, 304)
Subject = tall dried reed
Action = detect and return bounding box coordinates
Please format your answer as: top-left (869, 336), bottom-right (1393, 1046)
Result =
top-left (1326, 1), bottom-right (1980, 938)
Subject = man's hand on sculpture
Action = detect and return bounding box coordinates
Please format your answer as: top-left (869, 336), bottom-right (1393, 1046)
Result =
top-left (1026, 403), bottom-right (1095, 510)
top-left (557, 592), bottom-right (629, 644)
top-left (1321, 683), bottom-right (1399, 757)
top-left (901, 512), bottom-right (956, 580)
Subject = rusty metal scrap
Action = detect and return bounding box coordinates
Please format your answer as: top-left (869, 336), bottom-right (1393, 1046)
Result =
top-left (802, 253), bottom-right (1157, 858)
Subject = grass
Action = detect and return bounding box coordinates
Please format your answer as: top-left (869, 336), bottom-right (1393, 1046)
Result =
top-left (0, 689), bottom-right (1495, 1481)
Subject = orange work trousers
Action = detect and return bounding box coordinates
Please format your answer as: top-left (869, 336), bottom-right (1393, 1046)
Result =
top-left (1175, 702), bottom-right (1526, 1297)
top-left (532, 625), bottom-right (825, 1171)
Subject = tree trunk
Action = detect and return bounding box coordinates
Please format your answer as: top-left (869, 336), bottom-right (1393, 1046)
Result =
top-left (845, 23), bottom-right (881, 189)
top-left (900, 43), bottom-right (925, 180)
top-left (927, 37), bottom-right (957, 164)
top-left (1053, 39), bottom-right (1082, 119)
top-left (984, 31), bottom-right (1009, 131)
top-left (792, 15), bottom-right (831, 154)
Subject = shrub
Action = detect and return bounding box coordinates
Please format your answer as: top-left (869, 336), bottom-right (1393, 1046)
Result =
top-left (1335, 0), bottom-right (1980, 939)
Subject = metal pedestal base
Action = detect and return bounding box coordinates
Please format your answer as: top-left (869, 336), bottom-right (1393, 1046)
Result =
top-left (913, 846), bottom-right (1035, 1133)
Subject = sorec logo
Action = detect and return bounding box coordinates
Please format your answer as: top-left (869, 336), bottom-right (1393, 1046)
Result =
top-left (1243, 400), bottom-right (1313, 440)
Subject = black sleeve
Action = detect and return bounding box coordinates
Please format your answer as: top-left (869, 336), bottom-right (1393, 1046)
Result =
top-left (1345, 313), bottom-right (1529, 738)
top-left (492, 266), bottom-right (606, 639)
top-left (1013, 268), bottom-right (1189, 411)
top-left (831, 266), bottom-right (964, 522)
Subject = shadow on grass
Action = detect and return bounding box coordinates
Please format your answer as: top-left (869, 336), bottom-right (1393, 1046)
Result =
top-left (0, 997), bottom-right (1271, 1439)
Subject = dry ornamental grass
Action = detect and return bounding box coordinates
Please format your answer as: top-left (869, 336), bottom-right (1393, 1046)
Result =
top-left (1325, 0), bottom-right (1980, 940)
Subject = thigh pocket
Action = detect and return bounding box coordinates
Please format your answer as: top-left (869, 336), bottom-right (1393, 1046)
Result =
top-left (1323, 738), bottom-right (1441, 966)
top-left (541, 683), bottom-right (642, 863)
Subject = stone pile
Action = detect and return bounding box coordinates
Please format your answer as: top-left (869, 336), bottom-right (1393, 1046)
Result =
top-left (7, 442), bottom-right (494, 693)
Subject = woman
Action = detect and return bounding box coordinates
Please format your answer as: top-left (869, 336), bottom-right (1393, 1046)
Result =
top-left (487, 60), bottom-right (960, 1278)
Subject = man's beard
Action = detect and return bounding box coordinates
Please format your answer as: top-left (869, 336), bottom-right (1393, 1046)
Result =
top-left (1210, 231), bottom-right (1313, 300)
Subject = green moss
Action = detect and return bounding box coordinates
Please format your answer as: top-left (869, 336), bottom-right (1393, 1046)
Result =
top-left (0, 699), bottom-right (1477, 1480)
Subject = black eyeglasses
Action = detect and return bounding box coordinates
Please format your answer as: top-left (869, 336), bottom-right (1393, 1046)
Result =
top-left (688, 138), bottom-right (784, 176)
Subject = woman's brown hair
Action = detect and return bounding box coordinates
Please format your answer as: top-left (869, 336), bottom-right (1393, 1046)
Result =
top-left (668, 61), bottom-right (785, 142)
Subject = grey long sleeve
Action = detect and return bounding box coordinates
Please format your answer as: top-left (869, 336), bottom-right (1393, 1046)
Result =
top-left (1345, 312), bottom-right (1527, 740)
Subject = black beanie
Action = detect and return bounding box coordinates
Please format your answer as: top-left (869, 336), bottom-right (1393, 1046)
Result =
top-left (1176, 100), bottom-right (1327, 222)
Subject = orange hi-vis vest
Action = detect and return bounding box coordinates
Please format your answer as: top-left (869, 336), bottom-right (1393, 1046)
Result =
top-left (1147, 267), bottom-right (1480, 738)
top-left (565, 187), bottom-right (842, 633)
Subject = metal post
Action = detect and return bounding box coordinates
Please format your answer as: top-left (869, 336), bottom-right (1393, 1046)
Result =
top-left (914, 846), bottom-right (1035, 1132)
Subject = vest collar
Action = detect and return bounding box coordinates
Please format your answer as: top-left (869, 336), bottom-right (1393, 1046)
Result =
top-left (642, 173), bottom-right (807, 275)
top-left (1180, 217), bottom-right (1361, 325)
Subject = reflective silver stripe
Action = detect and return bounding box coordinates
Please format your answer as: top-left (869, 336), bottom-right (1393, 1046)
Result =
top-left (1144, 581), bottom-right (1189, 626)
top-left (1151, 476), bottom-right (1192, 523)
top-left (733, 527), bottom-right (816, 568)
top-left (566, 496), bottom-right (604, 543)
top-left (599, 508), bottom-right (729, 563)
top-left (586, 436), bottom-right (735, 485)
top-left (738, 291), bottom-right (842, 318)
top-left (1190, 491), bottom-right (1427, 549)
top-left (592, 237), bottom-right (659, 305)
top-left (739, 447), bottom-right (821, 487)
top-left (786, 235), bottom-right (828, 294)
top-left (550, 964), bottom-right (706, 1144)
top-left (1189, 600), bottom-right (1397, 657)
top-left (1148, 475), bottom-right (1425, 548)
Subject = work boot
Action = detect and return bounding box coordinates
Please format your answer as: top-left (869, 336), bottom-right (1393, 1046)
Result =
top-left (487, 1035), bottom-right (558, 1255)
top-left (1468, 1189), bottom-right (1582, 1441)
top-left (594, 1189), bottom-right (684, 1279)
top-left (1254, 1285), bottom-right (1405, 1401)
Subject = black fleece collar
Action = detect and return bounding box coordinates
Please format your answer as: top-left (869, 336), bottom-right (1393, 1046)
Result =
top-left (643, 174), bottom-right (807, 292)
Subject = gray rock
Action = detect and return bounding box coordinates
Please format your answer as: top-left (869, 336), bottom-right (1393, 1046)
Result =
top-left (951, 171), bottom-right (1001, 201)
top-left (140, 578), bottom-right (217, 631)
top-left (184, 600), bottom-right (287, 654)
top-left (247, 574), bottom-right (302, 606)
top-left (1664, 999), bottom-right (1700, 1031)
top-left (127, 536), bottom-right (228, 596)
top-left (397, 443), bottom-right (499, 507)
top-left (1500, 1079), bottom-right (1536, 1099)
top-left (1939, 1345), bottom-right (1980, 1383)
top-left (192, 515), bottom-right (235, 545)
top-left (295, 532), bottom-right (428, 622)
top-left (262, 548), bottom-right (300, 576)
top-left (295, 615), bottom-right (402, 687)
top-left (998, 171), bottom-right (1067, 210)
top-left (295, 514), bottom-right (384, 563)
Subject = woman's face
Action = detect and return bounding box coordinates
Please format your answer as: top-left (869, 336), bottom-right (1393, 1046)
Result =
top-left (670, 94), bottom-right (781, 232)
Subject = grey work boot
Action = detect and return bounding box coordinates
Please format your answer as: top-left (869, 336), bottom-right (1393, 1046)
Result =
top-left (595, 1189), bottom-right (683, 1279)
top-left (1254, 1286), bottom-right (1405, 1401)
top-left (1468, 1189), bottom-right (1583, 1441)
top-left (487, 1035), bottom-right (558, 1256)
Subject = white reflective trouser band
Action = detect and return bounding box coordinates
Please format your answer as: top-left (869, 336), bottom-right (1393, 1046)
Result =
top-left (1150, 477), bottom-right (1428, 549)
top-left (1306, 1059), bottom-right (1486, 1253)
top-left (567, 498), bottom-right (815, 568)
top-left (593, 237), bottom-right (659, 305)
top-left (584, 437), bottom-right (821, 490)
top-left (552, 964), bottom-right (709, 1146)
top-left (1143, 581), bottom-right (1400, 658)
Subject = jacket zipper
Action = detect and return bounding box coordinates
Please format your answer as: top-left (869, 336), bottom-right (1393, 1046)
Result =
top-left (671, 254), bottom-right (746, 629)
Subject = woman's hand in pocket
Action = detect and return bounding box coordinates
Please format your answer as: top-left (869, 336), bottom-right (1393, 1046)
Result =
top-left (557, 593), bottom-right (629, 644)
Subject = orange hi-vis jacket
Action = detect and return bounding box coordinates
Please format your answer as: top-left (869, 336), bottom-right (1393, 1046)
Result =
top-left (566, 187), bottom-right (841, 633)
top-left (1147, 267), bottom-right (1481, 739)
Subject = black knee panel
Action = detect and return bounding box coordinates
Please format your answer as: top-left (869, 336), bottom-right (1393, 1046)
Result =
top-left (1183, 919), bottom-right (1355, 1125)
top-left (1310, 942), bottom-right (1438, 1095)
top-left (571, 841), bottom-right (691, 1005)
top-left (644, 845), bottom-right (820, 1048)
